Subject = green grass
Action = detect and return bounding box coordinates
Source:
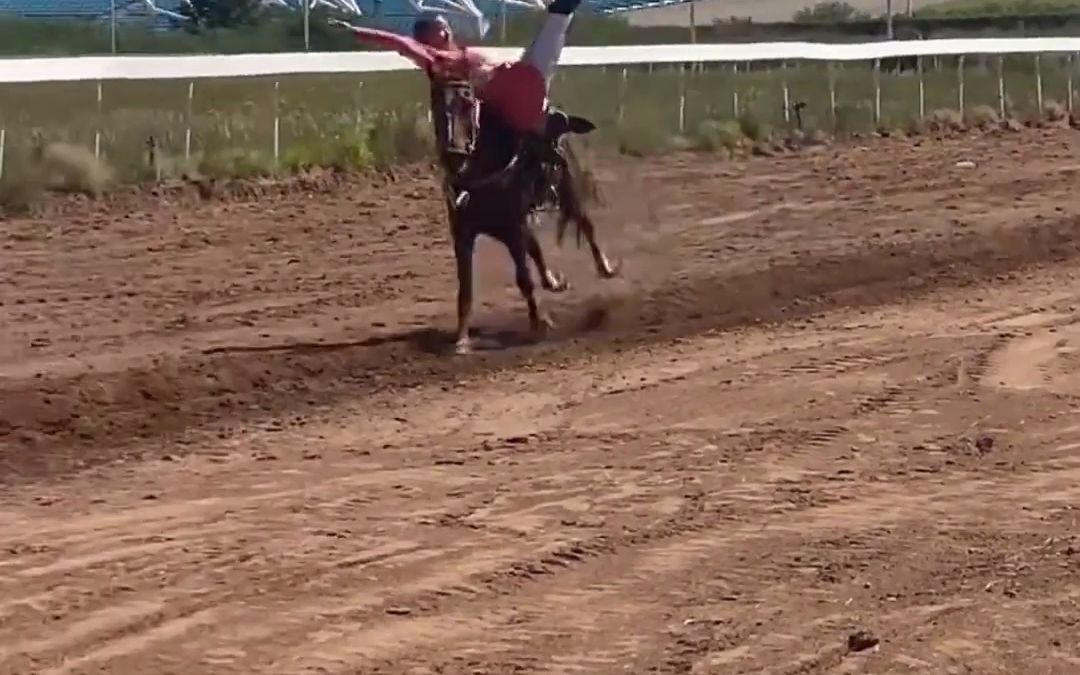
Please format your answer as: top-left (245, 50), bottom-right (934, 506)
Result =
top-left (0, 54), bottom-right (1072, 189)
top-left (915, 0), bottom-right (1080, 17)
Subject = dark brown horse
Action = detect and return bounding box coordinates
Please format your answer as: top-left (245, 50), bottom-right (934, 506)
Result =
top-left (446, 105), bottom-right (619, 355)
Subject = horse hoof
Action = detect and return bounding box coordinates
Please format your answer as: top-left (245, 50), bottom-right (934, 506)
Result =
top-left (454, 338), bottom-right (473, 355)
top-left (543, 271), bottom-right (569, 293)
top-left (598, 256), bottom-right (622, 279)
top-left (532, 315), bottom-right (556, 337)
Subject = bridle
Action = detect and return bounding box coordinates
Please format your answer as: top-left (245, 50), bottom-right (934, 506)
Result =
top-left (436, 81), bottom-right (566, 212)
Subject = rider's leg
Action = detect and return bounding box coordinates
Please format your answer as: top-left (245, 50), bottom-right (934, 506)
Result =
top-left (521, 0), bottom-right (580, 164)
top-left (479, 0), bottom-right (581, 135)
top-left (454, 0), bottom-right (582, 210)
top-left (520, 0), bottom-right (582, 92)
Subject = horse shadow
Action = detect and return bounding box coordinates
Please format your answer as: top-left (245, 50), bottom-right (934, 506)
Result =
top-left (201, 324), bottom-right (545, 359)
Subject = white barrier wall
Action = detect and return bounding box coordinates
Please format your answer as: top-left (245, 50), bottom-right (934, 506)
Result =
top-left (1, 37), bottom-right (1080, 83)
top-left (0, 37), bottom-right (1074, 180)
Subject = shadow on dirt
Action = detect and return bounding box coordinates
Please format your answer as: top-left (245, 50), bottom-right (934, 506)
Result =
top-left (200, 325), bottom-right (549, 358)
top-left (202, 328), bottom-right (451, 357)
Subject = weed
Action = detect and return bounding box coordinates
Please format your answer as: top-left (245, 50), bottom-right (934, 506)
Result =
top-left (965, 104), bottom-right (1000, 129)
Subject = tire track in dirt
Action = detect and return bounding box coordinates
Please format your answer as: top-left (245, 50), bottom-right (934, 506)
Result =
top-left (7, 129), bottom-right (1080, 480)
top-left (375, 326), bottom-right (1075, 669)
top-left (5, 202), bottom-right (1080, 484)
top-left (5, 275), bottom-right (1080, 673)
top-left (203, 347), bottom-right (1007, 669)
top-left (0, 328), bottom-right (974, 673)
top-left (7, 133), bottom-right (1080, 673)
top-left (368, 455), bottom-right (1080, 675)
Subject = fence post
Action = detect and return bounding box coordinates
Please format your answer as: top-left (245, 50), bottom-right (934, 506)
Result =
top-left (303, 0), bottom-right (310, 52)
top-left (678, 63), bottom-right (686, 133)
top-left (184, 81), bottom-right (194, 161)
top-left (732, 63), bottom-right (739, 117)
top-left (782, 61), bottom-right (791, 125)
top-left (617, 67), bottom-right (628, 124)
top-left (273, 81), bottom-right (280, 170)
top-left (109, 0), bottom-right (117, 53)
top-left (0, 128), bottom-right (5, 183)
top-left (873, 58), bottom-right (882, 128)
top-left (1035, 54), bottom-right (1044, 113)
top-left (917, 55), bottom-right (925, 119)
top-left (1069, 53), bottom-right (1075, 113)
top-left (998, 55), bottom-right (1006, 118)
top-left (828, 61), bottom-right (837, 129)
top-left (957, 54), bottom-right (966, 114)
top-left (95, 81), bottom-right (103, 160)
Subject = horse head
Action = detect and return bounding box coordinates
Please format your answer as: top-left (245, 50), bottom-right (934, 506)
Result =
top-left (453, 107), bottom-right (598, 211)
top-left (435, 80), bottom-right (481, 159)
top-left (544, 110), bottom-right (596, 143)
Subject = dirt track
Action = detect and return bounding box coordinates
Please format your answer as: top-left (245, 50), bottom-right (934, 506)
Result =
top-left (3, 128), bottom-right (1080, 674)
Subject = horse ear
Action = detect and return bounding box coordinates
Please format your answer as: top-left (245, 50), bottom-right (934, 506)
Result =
top-left (567, 115), bottom-right (596, 135)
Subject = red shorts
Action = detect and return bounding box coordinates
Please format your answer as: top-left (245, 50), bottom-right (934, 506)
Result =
top-left (479, 61), bottom-right (546, 134)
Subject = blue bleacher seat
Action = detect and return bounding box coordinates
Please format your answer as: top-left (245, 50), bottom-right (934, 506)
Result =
top-left (0, 0), bottom-right (690, 34)
top-left (0, 0), bottom-right (185, 28)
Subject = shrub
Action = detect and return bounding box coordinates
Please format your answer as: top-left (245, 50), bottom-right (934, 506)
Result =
top-left (614, 123), bottom-right (674, 157)
top-left (35, 142), bottom-right (114, 196)
top-left (693, 119), bottom-right (744, 153)
top-left (965, 104), bottom-right (1000, 129)
top-left (737, 111), bottom-right (770, 142)
top-left (927, 108), bottom-right (965, 132)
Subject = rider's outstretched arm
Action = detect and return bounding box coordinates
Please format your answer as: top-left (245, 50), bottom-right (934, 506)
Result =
top-left (521, 0), bottom-right (582, 89)
top-left (341, 24), bottom-right (435, 70)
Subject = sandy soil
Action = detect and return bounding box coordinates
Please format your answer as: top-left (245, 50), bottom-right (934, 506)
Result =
top-left (2, 128), bottom-right (1080, 674)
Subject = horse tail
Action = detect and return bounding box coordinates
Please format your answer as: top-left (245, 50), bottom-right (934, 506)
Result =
top-left (555, 138), bottom-right (602, 249)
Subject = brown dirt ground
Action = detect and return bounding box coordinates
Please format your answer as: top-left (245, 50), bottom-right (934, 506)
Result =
top-left (3, 128), bottom-right (1080, 674)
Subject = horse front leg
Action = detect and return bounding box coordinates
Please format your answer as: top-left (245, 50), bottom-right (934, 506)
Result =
top-left (453, 230), bottom-right (477, 355)
top-left (525, 215), bottom-right (568, 293)
top-left (506, 229), bottom-right (552, 338)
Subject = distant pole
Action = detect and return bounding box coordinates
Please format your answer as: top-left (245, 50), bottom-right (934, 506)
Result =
top-left (303, 0), bottom-right (311, 52)
top-left (907, 0), bottom-right (913, 16)
top-left (499, 1), bottom-right (507, 44)
top-left (886, 0), bottom-right (894, 39)
top-left (110, 0), bottom-right (117, 53)
top-left (689, 1), bottom-right (696, 44)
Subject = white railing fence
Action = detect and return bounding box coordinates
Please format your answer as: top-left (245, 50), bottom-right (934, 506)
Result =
top-left (0, 38), bottom-right (1077, 180)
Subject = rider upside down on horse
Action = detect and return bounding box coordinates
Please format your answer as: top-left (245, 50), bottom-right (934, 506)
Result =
top-left (335, 0), bottom-right (619, 356)
top-left (334, 0), bottom-right (584, 203)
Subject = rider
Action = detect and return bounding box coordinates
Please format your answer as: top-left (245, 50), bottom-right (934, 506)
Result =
top-left (411, 14), bottom-right (481, 194)
top-left (335, 0), bottom-right (582, 193)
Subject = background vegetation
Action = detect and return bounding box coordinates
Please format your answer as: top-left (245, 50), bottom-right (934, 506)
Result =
top-left (6, 0), bottom-right (1080, 57)
top-left (0, 0), bottom-right (1076, 206)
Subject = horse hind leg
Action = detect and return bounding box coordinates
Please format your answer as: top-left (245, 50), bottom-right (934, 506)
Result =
top-left (525, 216), bottom-right (568, 293)
top-left (578, 213), bottom-right (620, 279)
top-left (557, 167), bottom-right (620, 280)
top-left (562, 207), bottom-right (620, 280)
